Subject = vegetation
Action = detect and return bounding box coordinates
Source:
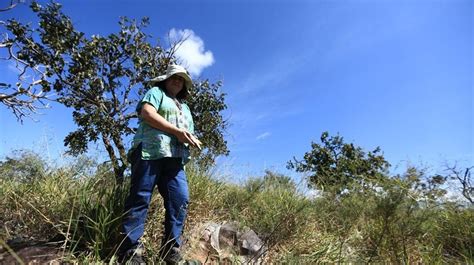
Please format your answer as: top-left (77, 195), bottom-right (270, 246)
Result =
top-left (1, 146), bottom-right (472, 263)
top-left (287, 131), bottom-right (390, 196)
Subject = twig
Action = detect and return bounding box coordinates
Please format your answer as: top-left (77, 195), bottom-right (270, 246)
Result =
top-left (0, 239), bottom-right (25, 265)
top-left (0, 0), bottom-right (22, 12)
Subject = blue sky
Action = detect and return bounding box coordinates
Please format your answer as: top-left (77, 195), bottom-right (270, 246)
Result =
top-left (0, 0), bottom-right (472, 180)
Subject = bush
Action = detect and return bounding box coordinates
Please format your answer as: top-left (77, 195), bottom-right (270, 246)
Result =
top-left (431, 204), bottom-right (474, 262)
top-left (0, 150), bottom-right (48, 183)
top-left (0, 154), bottom-right (127, 261)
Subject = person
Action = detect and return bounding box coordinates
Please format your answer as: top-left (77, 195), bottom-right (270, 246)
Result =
top-left (119, 64), bottom-right (202, 264)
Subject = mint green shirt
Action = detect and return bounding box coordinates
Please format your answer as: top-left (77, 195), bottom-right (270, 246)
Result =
top-left (131, 87), bottom-right (194, 163)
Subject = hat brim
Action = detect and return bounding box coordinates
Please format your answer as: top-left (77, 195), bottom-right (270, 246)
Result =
top-left (148, 72), bottom-right (193, 90)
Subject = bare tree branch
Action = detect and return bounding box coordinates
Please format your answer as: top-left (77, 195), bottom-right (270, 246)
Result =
top-left (0, 0), bottom-right (23, 12)
top-left (0, 38), bottom-right (54, 121)
top-left (166, 30), bottom-right (191, 67)
top-left (445, 163), bottom-right (473, 205)
top-left (0, 81), bottom-right (51, 121)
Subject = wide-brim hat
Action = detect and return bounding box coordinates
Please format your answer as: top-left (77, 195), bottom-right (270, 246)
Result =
top-left (147, 64), bottom-right (193, 90)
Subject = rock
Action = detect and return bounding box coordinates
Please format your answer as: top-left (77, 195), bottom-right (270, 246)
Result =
top-left (240, 229), bottom-right (264, 256)
top-left (185, 221), bottom-right (266, 263)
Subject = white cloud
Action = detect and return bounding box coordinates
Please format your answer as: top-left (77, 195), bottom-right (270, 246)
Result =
top-left (256, 132), bottom-right (271, 140)
top-left (168, 28), bottom-right (214, 76)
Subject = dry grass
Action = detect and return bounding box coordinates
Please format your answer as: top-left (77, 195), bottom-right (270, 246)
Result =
top-left (1, 154), bottom-right (473, 263)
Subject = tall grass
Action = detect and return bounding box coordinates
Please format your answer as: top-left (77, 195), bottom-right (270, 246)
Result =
top-left (1, 152), bottom-right (473, 263)
top-left (0, 158), bottom-right (128, 262)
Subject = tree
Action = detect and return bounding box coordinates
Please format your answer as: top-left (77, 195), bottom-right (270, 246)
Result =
top-left (245, 170), bottom-right (297, 193)
top-left (187, 79), bottom-right (229, 169)
top-left (445, 163), bottom-right (473, 205)
top-left (1, 2), bottom-right (229, 183)
top-left (0, 149), bottom-right (47, 183)
top-left (287, 131), bottom-right (390, 195)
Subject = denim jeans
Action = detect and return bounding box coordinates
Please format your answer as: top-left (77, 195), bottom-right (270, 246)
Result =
top-left (120, 145), bottom-right (189, 253)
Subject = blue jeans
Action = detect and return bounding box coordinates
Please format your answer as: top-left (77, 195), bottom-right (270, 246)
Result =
top-left (120, 145), bottom-right (189, 253)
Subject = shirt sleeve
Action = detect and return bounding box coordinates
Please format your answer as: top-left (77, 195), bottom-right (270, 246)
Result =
top-left (137, 87), bottom-right (163, 113)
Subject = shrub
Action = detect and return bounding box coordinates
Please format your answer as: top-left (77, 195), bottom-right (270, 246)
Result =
top-left (0, 150), bottom-right (48, 183)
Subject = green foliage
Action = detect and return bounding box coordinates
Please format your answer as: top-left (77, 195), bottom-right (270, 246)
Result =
top-left (431, 204), bottom-right (474, 261)
top-left (244, 170), bottom-right (297, 193)
top-left (185, 164), bottom-right (229, 222)
top-left (239, 188), bottom-right (308, 245)
top-left (0, 149), bottom-right (47, 183)
top-left (0, 154), bottom-right (127, 260)
top-left (362, 183), bottom-right (426, 263)
top-left (223, 171), bottom-right (307, 247)
top-left (288, 131), bottom-right (390, 195)
top-left (1, 165), bottom-right (82, 240)
top-left (71, 170), bottom-right (128, 259)
top-left (1, 1), bottom-right (229, 181)
top-left (187, 80), bottom-right (229, 169)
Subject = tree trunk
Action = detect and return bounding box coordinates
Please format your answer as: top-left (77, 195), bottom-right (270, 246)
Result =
top-left (102, 134), bottom-right (124, 185)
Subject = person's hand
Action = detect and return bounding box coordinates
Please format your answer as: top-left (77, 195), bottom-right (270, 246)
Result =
top-left (189, 133), bottom-right (202, 150)
top-left (176, 129), bottom-right (202, 150)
